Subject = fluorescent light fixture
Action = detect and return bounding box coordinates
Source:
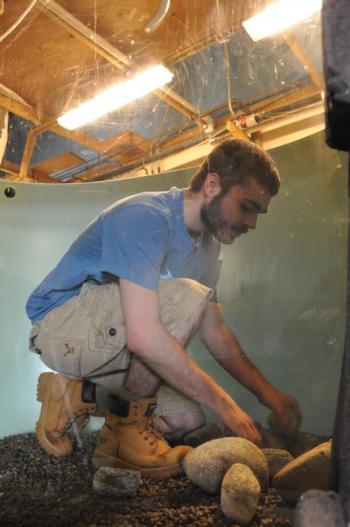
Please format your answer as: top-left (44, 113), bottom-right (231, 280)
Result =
top-left (57, 64), bottom-right (173, 130)
top-left (243, 0), bottom-right (322, 41)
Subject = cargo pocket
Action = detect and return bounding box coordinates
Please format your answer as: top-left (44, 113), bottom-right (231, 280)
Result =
top-left (89, 318), bottom-right (125, 355)
top-left (88, 282), bottom-right (125, 355)
top-left (40, 336), bottom-right (82, 378)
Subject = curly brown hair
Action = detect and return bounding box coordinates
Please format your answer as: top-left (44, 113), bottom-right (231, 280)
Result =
top-left (190, 139), bottom-right (280, 196)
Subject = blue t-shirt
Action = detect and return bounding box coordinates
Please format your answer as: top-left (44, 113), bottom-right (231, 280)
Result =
top-left (26, 187), bottom-right (222, 323)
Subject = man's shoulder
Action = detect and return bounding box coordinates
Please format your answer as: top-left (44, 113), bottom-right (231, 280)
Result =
top-left (101, 187), bottom-right (184, 221)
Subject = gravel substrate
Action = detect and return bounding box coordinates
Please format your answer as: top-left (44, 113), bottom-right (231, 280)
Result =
top-left (0, 432), bottom-right (295, 527)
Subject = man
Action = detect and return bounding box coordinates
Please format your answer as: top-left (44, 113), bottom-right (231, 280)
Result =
top-left (26, 139), bottom-right (302, 478)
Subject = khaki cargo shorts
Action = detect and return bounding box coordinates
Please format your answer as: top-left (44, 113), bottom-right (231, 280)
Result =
top-left (29, 278), bottom-right (212, 417)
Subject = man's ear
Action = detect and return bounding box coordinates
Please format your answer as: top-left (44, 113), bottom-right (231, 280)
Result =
top-left (203, 172), bottom-right (222, 200)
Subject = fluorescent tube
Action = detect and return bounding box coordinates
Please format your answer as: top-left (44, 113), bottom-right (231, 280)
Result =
top-left (243, 0), bottom-right (322, 41)
top-left (57, 64), bottom-right (173, 130)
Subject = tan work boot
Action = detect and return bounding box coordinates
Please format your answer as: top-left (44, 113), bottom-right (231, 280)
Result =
top-left (36, 372), bottom-right (97, 457)
top-left (92, 398), bottom-right (192, 478)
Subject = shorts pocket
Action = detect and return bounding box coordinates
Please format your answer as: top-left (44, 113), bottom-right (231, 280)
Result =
top-left (40, 336), bottom-right (82, 378)
top-left (89, 318), bottom-right (125, 354)
top-left (87, 282), bottom-right (125, 354)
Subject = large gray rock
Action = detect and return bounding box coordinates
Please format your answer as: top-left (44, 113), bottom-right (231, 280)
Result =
top-left (294, 489), bottom-right (345, 527)
top-left (272, 441), bottom-right (331, 504)
top-left (93, 467), bottom-right (142, 497)
top-left (183, 437), bottom-right (268, 494)
top-left (220, 463), bottom-right (261, 525)
top-left (261, 448), bottom-right (294, 478)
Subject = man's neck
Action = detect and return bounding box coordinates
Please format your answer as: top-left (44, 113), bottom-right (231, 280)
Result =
top-left (183, 187), bottom-right (206, 236)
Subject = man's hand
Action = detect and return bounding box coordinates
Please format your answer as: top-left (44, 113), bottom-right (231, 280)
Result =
top-left (262, 387), bottom-right (302, 436)
top-left (225, 405), bottom-right (262, 445)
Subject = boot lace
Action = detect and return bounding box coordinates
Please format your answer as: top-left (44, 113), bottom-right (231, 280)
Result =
top-left (136, 416), bottom-right (166, 446)
top-left (58, 406), bottom-right (95, 435)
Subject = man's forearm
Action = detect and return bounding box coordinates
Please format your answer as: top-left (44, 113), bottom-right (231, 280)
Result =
top-left (128, 322), bottom-right (234, 417)
top-left (200, 308), bottom-right (275, 405)
top-left (200, 302), bottom-right (302, 432)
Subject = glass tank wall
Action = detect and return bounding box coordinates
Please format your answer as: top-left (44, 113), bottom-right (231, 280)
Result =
top-left (0, 130), bottom-right (347, 438)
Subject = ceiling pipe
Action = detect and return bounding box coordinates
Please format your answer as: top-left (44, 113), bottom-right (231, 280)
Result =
top-left (145, 0), bottom-right (171, 33)
top-left (0, 0), bottom-right (38, 43)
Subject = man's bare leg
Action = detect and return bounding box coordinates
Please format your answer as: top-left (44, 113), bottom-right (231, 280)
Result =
top-left (122, 296), bottom-right (209, 439)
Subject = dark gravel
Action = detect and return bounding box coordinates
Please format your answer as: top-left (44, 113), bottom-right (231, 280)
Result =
top-left (0, 432), bottom-right (295, 527)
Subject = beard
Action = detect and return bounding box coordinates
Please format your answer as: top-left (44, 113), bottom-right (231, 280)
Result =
top-left (200, 192), bottom-right (247, 244)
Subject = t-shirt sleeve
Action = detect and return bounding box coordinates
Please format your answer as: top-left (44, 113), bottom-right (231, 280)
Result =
top-left (99, 204), bottom-right (169, 291)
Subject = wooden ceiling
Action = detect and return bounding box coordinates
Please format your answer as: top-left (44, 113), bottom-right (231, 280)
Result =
top-left (0, 0), bottom-right (324, 184)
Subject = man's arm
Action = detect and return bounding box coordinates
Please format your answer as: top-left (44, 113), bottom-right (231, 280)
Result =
top-left (119, 278), bottom-right (261, 443)
top-left (200, 301), bottom-right (302, 434)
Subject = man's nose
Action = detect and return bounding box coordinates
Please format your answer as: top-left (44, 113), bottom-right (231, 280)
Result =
top-left (245, 214), bottom-right (257, 230)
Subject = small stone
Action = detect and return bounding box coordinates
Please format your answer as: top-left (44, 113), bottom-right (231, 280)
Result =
top-left (183, 437), bottom-right (268, 494)
top-left (272, 441), bottom-right (331, 504)
top-left (93, 466), bottom-right (142, 497)
top-left (221, 463), bottom-right (261, 525)
top-left (261, 448), bottom-right (294, 479)
top-left (294, 489), bottom-right (345, 527)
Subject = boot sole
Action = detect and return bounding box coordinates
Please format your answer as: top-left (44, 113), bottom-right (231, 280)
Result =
top-left (36, 372), bottom-right (72, 457)
top-left (92, 451), bottom-right (184, 478)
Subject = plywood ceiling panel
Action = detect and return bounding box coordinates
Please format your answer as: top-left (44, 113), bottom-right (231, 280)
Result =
top-left (31, 152), bottom-right (83, 174)
top-left (0, 0), bottom-right (268, 120)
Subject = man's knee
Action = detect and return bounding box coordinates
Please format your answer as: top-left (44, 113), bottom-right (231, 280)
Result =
top-left (158, 278), bottom-right (212, 342)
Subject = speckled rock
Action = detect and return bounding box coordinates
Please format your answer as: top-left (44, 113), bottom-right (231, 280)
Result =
top-left (183, 437), bottom-right (268, 494)
top-left (273, 441), bottom-right (331, 504)
top-left (261, 448), bottom-right (294, 479)
top-left (260, 427), bottom-right (288, 450)
top-left (220, 463), bottom-right (261, 525)
top-left (294, 489), bottom-right (345, 527)
top-left (93, 466), bottom-right (142, 497)
top-left (286, 432), bottom-right (326, 457)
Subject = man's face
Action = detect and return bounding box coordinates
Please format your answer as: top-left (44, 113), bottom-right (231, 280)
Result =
top-left (201, 177), bottom-right (272, 244)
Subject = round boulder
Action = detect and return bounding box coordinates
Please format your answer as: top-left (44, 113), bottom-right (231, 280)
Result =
top-left (221, 463), bottom-right (261, 525)
top-left (183, 437), bottom-right (268, 494)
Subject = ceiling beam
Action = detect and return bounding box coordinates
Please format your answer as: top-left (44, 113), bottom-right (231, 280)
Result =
top-left (0, 90), bottom-right (109, 152)
top-left (118, 102), bottom-right (325, 179)
top-left (283, 32), bottom-right (325, 92)
top-left (226, 120), bottom-right (251, 141)
top-left (0, 92), bottom-right (40, 124)
top-left (0, 159), bottom-right (60, 183)
top-left (19, 121), bottom-right (54, 181)
top-left (78, 92), bottom-right (324, 183)
top-left (38, 0), bottom-right (211, 127)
